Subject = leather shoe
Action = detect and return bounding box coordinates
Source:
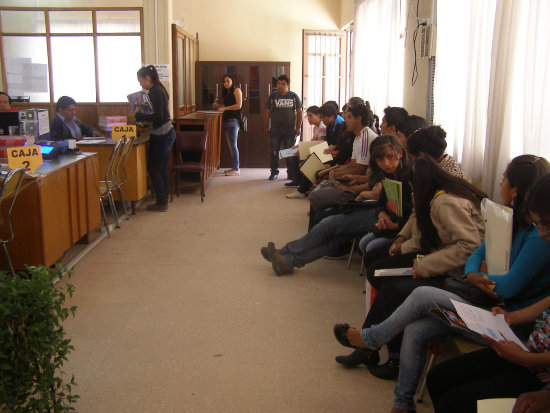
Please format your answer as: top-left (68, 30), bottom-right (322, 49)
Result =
top-left (269, 173), bottom-right (279, 181)
top-left (284, 181), bottom-right (299, 187)
top-left (367, 358), bottom-right (399, 380)
top-left (271, 251), bottom-right (293, 276)
top-left (261, 242), bottom-right (276, 262)
top-left (333, 323), bottom-right (370, 350)
top-left (335, 348), bottom-right (380, 367)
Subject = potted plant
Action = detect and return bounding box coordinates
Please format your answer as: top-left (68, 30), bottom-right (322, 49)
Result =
top-left (0, 265), bottom-right (79, 412)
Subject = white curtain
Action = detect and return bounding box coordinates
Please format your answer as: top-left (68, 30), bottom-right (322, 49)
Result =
top-left (433, 0), bottom-right (496, 184)
top-left (351, 0), bottom-right (403, 117)
top-left (483, 0), bottom-right (550, 199)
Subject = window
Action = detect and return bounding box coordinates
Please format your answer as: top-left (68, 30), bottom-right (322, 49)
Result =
top-left (0, 7), bottom-right (143, 104)
top-left (171, 24), bottom-right (198, 117)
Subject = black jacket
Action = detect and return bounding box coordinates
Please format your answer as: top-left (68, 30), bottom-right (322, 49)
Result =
top-left (50, 115), bottom-right (97, 141)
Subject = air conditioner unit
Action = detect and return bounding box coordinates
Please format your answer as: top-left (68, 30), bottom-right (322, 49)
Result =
top-left (420, 24), bottom-right (436, 59)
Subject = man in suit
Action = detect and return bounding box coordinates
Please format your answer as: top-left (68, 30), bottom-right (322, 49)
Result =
top-left (50, 96), bottom-right (101, 141)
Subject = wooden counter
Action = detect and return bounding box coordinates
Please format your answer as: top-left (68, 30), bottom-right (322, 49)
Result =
top-left (77, 136), bottom-right (148, 214)
top-left (174, 112), bottom-right (222, 182)
top-left (0, 154), bottom-right (101, 271)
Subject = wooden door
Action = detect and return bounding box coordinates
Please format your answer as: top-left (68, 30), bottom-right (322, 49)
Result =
top-left (195, 61), bottom-right (290, 168)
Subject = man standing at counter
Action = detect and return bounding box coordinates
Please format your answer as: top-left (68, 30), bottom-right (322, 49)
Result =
top-left (263, 75), bottom-right (302, 182)
top-left (50, 96), bottom-right (101, 141)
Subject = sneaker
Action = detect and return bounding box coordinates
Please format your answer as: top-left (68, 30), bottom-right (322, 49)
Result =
top-left (225, 169), bottom-right (240, 176)
top-left (286, 190), bottom-right (305, 199)
top-left (367, 358), bottom-right (399, 380)
top-left (146, 203), bottom-right (168, 212)
top-left (269, 172), bottom-right (279, 181)
top-left (271, 251), bottom-right (293, 276)
top-left (284, 181), bottom-right (300, 187)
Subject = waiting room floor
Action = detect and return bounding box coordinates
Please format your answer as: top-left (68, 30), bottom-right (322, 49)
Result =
top-left (62, 168), bottom-right (434, 413)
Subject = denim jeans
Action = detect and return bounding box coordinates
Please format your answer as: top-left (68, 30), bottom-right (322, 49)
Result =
top-left (359, 286), bottom-right (472, 411)
top-left (270, 126), bottom-right (299, 180)
top-left (224, 118), bottom-right (240, 170)
top-left (358, 233), bottom-right (395, 256)
top-left (280, 208), bottom-right (377, 268)
top-left (148, 127), bottom-right (175, 206)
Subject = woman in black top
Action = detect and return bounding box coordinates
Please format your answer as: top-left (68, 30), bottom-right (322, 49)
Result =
top-left (212, 73), bottom-right (242, 176)
top-left (136, 65), bottom-right (175, 212)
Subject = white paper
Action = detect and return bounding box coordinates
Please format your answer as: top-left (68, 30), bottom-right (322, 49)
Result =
top-left (481, 198), bottom-right (513, 274)
top-left (477, 398), bottom-right (516, 413)
top-left (145, 64), bottom-right (170, 82)
top-left (37, 109), bottom-right (50, 135)
top-left (77, 139), bottom-right (106, 144)
top-left (450, 300), bottom-right (528, 350)
top-left (374, 268), bottom-right (413, 277)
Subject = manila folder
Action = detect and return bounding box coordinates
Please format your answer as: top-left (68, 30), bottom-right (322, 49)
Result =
top-left (300, 153), bottom-right (325, 183)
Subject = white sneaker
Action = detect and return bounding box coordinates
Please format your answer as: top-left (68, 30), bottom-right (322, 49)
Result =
top-left (225, 169), bottom-right (240, 176)
top-left (286, 190), bottom-right (305, 199)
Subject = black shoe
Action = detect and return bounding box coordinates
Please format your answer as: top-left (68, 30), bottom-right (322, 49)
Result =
top-left (261, 242), bottom-right (276, 262)
top-left (368, 358), bottom-right (399, 380)
top-left (284, 181), bottom-right (299, 187)
top-left (335, 349), bottom-right (380, 367)
top-left (269, 173), bottom-right (279, 181)
top-left (271, 251), bottom-right (293, 276)
top-left (333, 323), bottom-right (373, 350)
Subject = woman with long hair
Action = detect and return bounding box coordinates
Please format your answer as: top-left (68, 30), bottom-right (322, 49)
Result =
top-left (136, 65), bottom-right (175, 212)
top-left (212, 73), bottom-right (242, 176)
top-left (336, 156), bottom-right (486, 379)
top-left (334, 156), bottom-right (550, 413)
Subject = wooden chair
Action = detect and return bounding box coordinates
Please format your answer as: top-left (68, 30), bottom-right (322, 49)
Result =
top-left (171, 131), bottom-right (207, 203)
top-left (0, 167), bottom-right (26, 277)
top-left (100, 139), bottom-right (124, 237)
top-left (113, 136), bottom-right (135, 219)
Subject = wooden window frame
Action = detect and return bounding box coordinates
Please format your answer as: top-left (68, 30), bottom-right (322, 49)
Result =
top-left (171, 24), bottom-right (198, 118)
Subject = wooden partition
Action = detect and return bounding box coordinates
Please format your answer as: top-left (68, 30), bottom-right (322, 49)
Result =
top-left (174, 112), bottom-right (222, 182)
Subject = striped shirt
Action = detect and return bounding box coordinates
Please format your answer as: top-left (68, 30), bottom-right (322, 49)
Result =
top-left (351, 126), bottom-right (377, 166)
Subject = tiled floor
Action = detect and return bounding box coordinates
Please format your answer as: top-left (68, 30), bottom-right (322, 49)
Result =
top-left (61, 168), bottom-right (434, 413)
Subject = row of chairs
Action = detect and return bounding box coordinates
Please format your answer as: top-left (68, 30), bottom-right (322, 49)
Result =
top-left (100, 136), bottom-right (135, 237)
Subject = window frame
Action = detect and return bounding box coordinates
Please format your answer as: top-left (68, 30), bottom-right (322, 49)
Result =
top-left (0, 6), bottom-right (144, 115)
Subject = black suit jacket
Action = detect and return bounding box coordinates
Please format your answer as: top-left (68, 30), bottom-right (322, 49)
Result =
top-left (49, 115), bottom-right (97, 141)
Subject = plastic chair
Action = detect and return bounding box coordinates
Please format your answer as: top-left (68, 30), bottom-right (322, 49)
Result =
top-left (113, 136), bottom-right (135, 219)
top-left (171, 131), bottom-right (207, 202)
top-left (100, 139), bottom-right (124, 237)
top-left (0, 167), bottom-right (26, 277)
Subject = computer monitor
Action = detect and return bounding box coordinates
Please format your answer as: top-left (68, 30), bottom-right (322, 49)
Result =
top-left (0, 112), bottom-right (20, 135)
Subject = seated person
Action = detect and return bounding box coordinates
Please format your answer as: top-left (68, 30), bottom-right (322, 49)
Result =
top-left (336, 156), bottom-right (487, 380)
top-left (261, 135), bottom-right (410, 276)
top-left (50, 96), bottom-right (101, 141)
top-left (0, 91), bottom-right (17, 112)
top-left (395, 114), bottom-right (427, 148)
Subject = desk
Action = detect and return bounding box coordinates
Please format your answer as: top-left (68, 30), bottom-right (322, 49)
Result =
top-left (77, 136), bottom-right (148, 214)
top-left (174, 112), bottom-right (222, 182)
top-left (0, 154), bottom-right (101, 271)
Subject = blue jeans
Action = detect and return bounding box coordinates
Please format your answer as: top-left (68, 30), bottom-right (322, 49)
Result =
top-left (270, 126), bottom-right (299, 180)
top-left (148, 127), bottom-right (175, 206)
top-left (224, 118), bottom-right (240, 170)
top-left (358, 233), bottom-right (395, 256)
top-left (280, 209), bottom-right (377, 268)
top-left (359, 286), bottom-right (472, 411)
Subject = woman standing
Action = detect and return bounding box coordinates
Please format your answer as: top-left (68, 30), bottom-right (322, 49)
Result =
top-left (136, 65), bottom-right (175, 212)
top-left (213, 73), bottom-right (242, 176)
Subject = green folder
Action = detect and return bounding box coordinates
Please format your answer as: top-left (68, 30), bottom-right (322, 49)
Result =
top-left (382, 178), bottom-right (402, 217)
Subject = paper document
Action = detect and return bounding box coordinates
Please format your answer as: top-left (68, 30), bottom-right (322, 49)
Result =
top-left (477, 398), bottom-right (516, 413)
top-left (374, 268), bottom-right (413, 277)
top-left (481, 198), bottom-right (513, 275)
top-left (450, 300), bottom-right (528, 350)
top-left (308, 141), bottom-right (333, 163)
top-left (279, 148), bottom-right (299, 159)
top-left (298, 141), bottom-right (321, 160)
top-left (299, 153), bottom-right (325, 183)
top-left (382, 178), bottom-right (403, 217)
top-left (77, 139), bottom-right (106, 144)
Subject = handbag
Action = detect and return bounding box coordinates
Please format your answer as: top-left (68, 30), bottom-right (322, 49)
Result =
top-left (442, 277), bottom-right (501, 308)
top-left (238, 111), bottom-right (248, 132)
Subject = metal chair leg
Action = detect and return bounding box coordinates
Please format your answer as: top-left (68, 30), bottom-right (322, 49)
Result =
top-left (2, 243), bottom-right (16, 278)
top-left (99, 199), bottom-right (111, 238)
top-left (417, 352), bottom-right (437, 403)
top-left (107, 190), bottom-right (120, 228)
top-left (117, 187), bottom-right (130, 219)
top-left (346, 237), bottom-right (356, 270)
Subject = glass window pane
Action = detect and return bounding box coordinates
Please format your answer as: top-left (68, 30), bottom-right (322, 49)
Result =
top-left (51, 37), bottom-right (96, 102)
top-left (0, 10), bottom-right (45, 33)
top-left (177, 37), bottom-right (184, 107)
top-left (3, 36), bottom-right (50, 102)
top-left (97, 36), bottom-right (142, 102)
top-left (49, 11), bottom-right (92, 33)
top-left (96, 10), bottom-right (140, 33)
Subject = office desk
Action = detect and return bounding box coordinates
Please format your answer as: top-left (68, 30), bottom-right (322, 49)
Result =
top-left (174, 112), bottom-right (222, 182)
top-left (0, 154), bottom-right (100, 271)
top-left (77, 136), bottom-right (148, 214)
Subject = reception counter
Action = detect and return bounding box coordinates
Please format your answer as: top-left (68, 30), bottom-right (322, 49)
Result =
top-left (0, 154), bottom-right (100, 271)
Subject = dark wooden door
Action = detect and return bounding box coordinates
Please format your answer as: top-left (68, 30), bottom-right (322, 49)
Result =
top-left (195, 61), bottom-right (290, 168)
